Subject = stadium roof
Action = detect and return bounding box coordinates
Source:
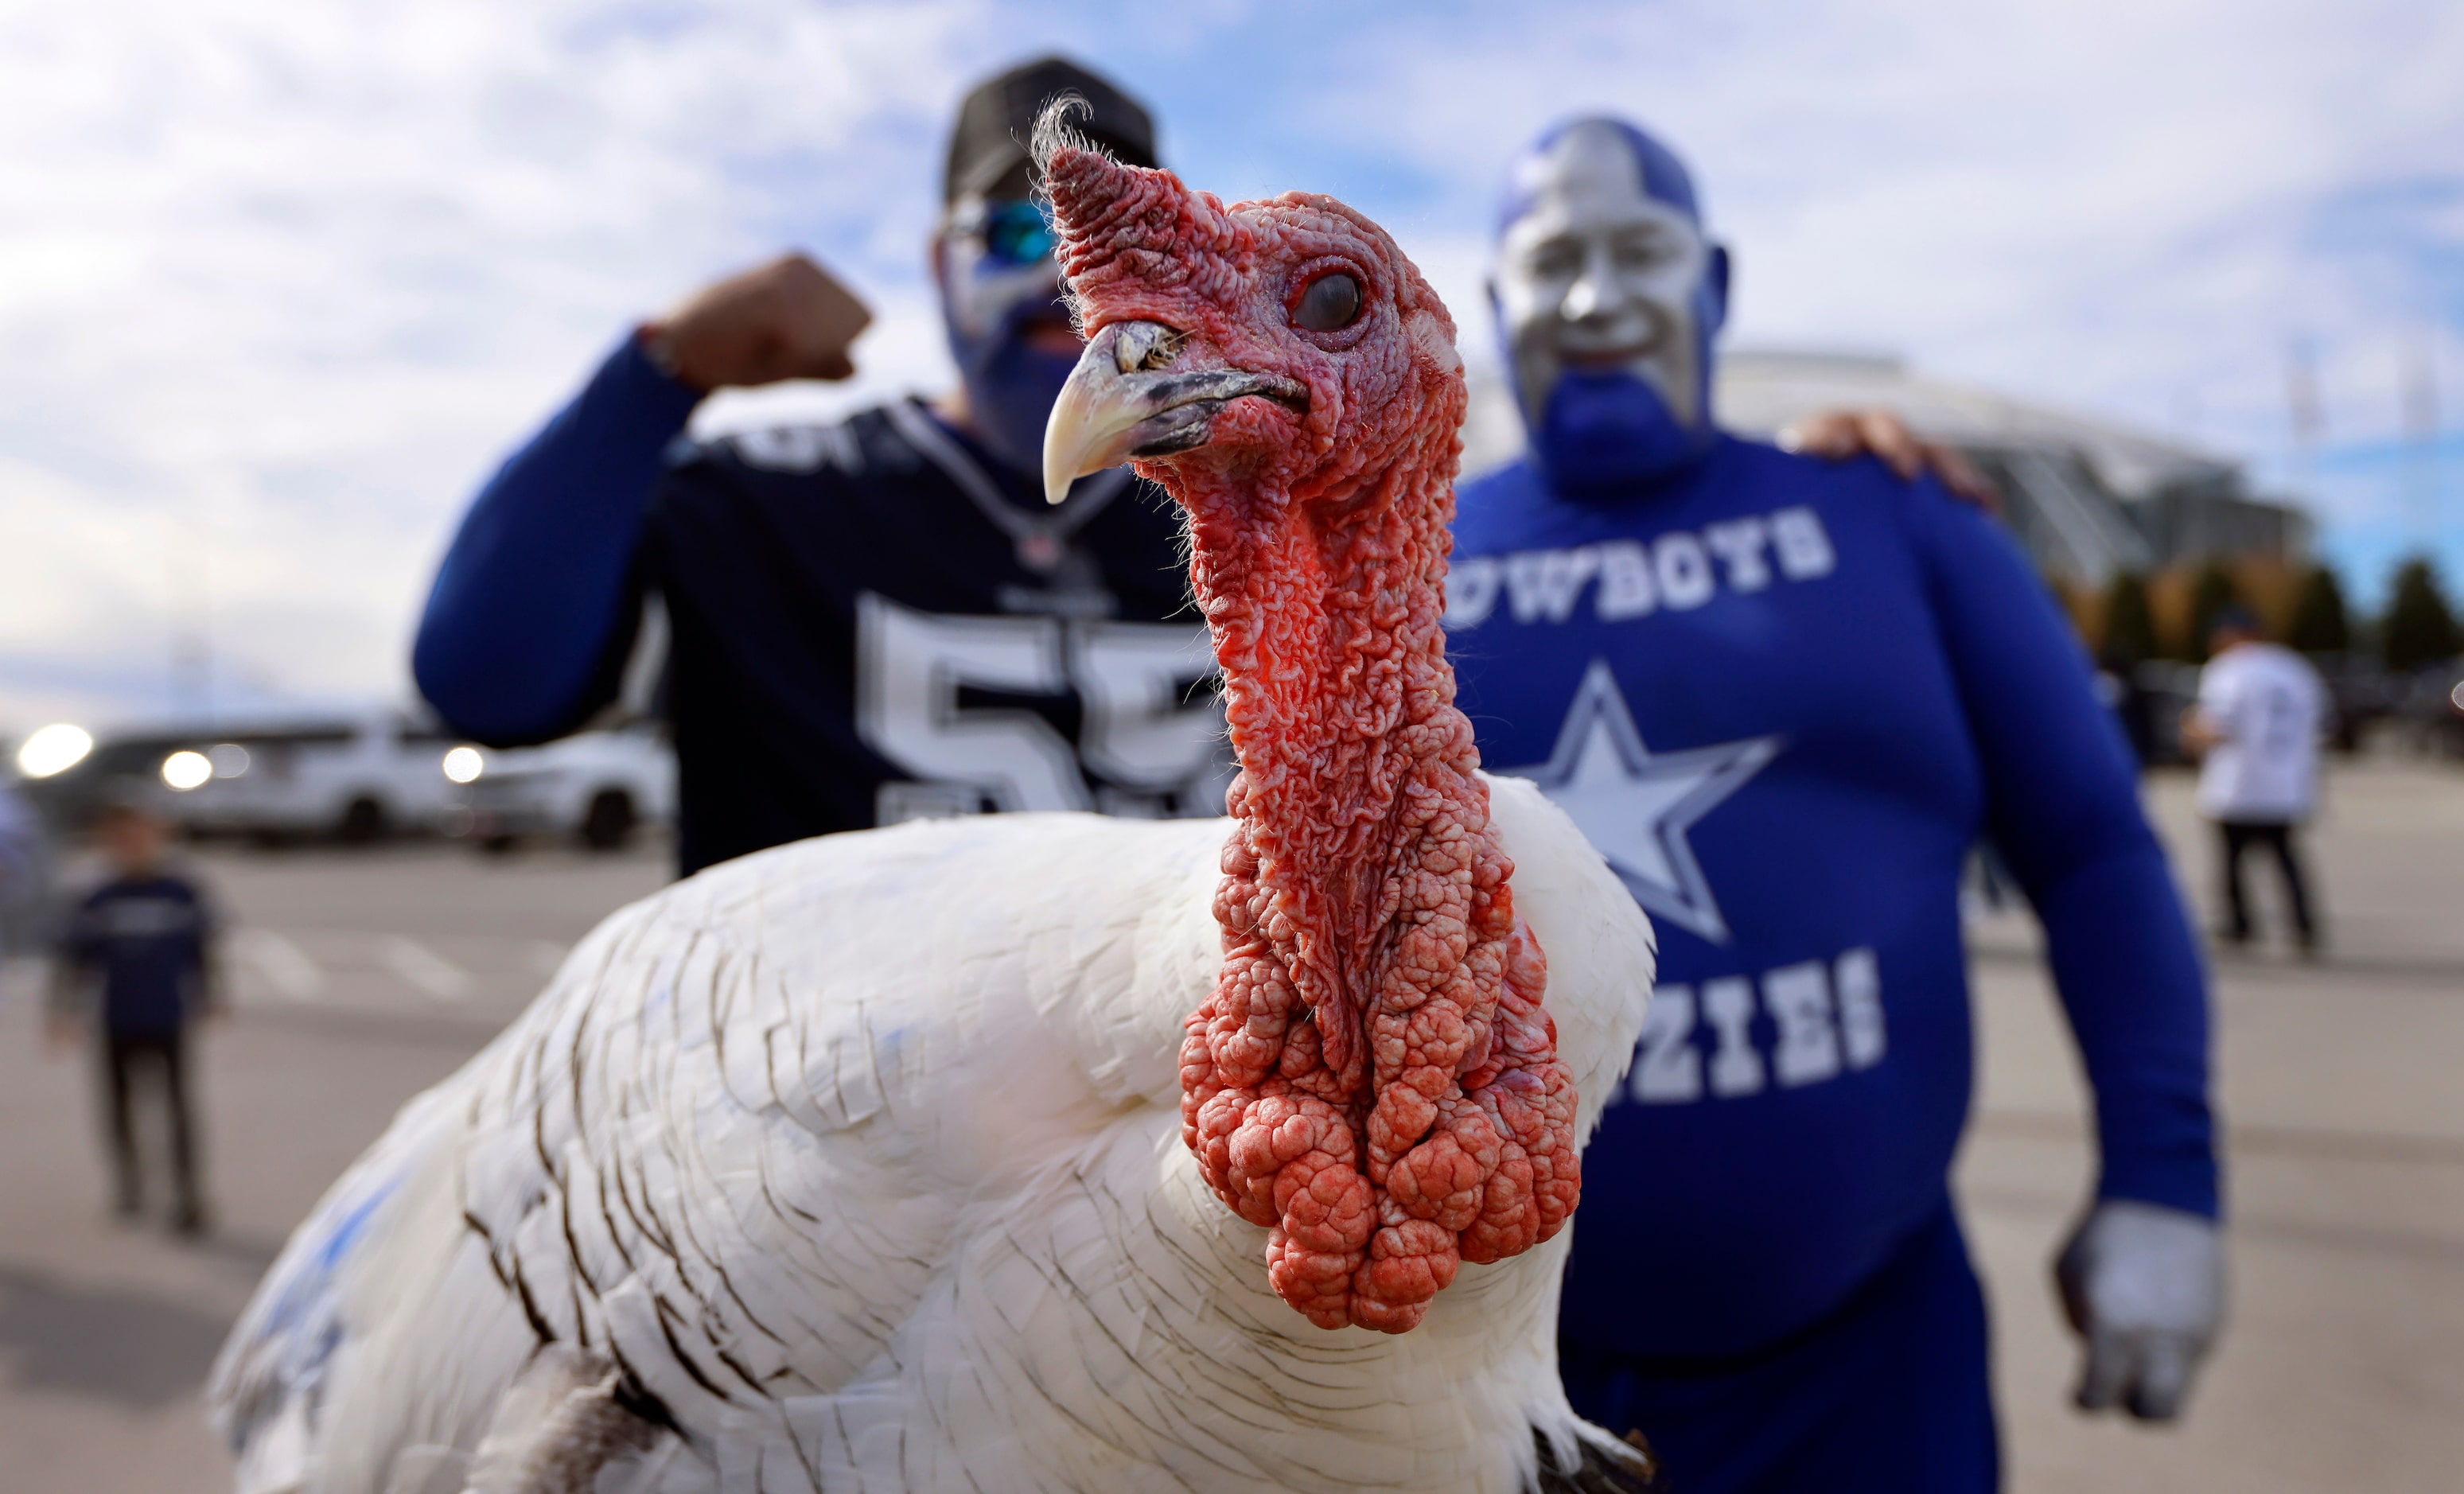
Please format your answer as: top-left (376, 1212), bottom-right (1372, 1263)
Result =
top-left (1461, 348), bottom-right (2242, 504)
top-left (1715, 349), bottom-right (2241, 501)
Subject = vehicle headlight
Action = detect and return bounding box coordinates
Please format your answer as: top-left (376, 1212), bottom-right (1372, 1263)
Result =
top-left (208, 743), bottom-right (251, 779)
top-left (15, 723), bottom-right (92, 779)
top-left (442, 745), bottom-right (485, 784)
top-left (162, 750), bottom-right (212, 792)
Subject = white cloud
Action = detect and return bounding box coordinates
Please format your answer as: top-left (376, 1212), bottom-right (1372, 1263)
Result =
top-left (6, 0), bottom-right (2462, 733)
top-left (0, 0), bottom-right (979, 730)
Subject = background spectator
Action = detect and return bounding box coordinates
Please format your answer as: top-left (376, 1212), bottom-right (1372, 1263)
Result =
top-left (49, 802), bottom-right (220, 1235)
top-left (2182, 605), bottom-right (2330, 953)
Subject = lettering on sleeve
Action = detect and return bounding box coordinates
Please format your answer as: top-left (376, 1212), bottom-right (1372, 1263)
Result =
top-left (1653, 534), bottom-right (1716, 611)
top-left (1703, 518), bottom-right (1774, 593)
top-left (1835, 946), bottom-right (1886, 1068)
top-left (1444, 557), bottom-right (1502, 630)
top-left (1456, 502), bottom-right (1842, 632)
top-left (1761, 959), bottom-right (1843, 1087)
top-left (730, 424), bottom-right (858, 473)
top-left (1701, 976), bottom-right (1765, 1096)
top-left (1769, 506), bottom-right (1836, 580)
top-left (1594, 539), bottom-right (1658, 621)
top-left (1627, 985), bottom-right (1703, 1103)
top-left (1608, 947), bottom-right (1881, 1109)
top-left (1504, 547), bottom-right (1602, 624)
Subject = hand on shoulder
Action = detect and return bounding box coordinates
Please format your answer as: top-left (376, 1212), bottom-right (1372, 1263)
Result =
top-left (643, 253), bottom-right (873, 392)
top-left (1779, 407), bottom-right (1999, 511)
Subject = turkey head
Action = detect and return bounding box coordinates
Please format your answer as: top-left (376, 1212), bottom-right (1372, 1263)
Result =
top-left (1041, 111), bottom-right (1580, 1335)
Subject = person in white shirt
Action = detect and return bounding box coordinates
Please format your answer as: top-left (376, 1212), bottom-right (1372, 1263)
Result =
top-left (2181, 606), bottom-right (2328, 951)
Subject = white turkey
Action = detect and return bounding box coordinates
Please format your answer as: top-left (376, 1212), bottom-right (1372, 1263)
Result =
top-left (208, 119), bottom-right (1659, 1494)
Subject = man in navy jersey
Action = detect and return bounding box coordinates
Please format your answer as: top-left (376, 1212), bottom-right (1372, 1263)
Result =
top-left (415, 58), bottom-right (1229, 876)
top-left (1446, 118), bottom-right (2224, 1491)
top-left (51, 802), bottom-right (220, 1235)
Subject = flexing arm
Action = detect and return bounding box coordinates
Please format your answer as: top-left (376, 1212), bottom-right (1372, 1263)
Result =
top-left (412, 337), bottom-right (700, 743)
top-left (1910, 484), bottom-right (2221, 1418)
top-left (413, 255), bottom-right (870, 745)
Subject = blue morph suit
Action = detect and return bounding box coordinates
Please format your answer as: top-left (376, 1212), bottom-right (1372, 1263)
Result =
top-left (1450, 122), bottom-right (2217, 1494)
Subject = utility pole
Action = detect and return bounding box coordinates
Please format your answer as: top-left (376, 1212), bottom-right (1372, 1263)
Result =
top-left (167, 512), bottom-right (214, 725)
top-left (2401, 333), bottom-right (2439, 551)
top-left (2286, 335), bottom-right (2323, 504)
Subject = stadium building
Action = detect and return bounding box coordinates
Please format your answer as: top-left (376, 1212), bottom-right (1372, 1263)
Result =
top-left (1461, 350), bottom-right (2312, 588)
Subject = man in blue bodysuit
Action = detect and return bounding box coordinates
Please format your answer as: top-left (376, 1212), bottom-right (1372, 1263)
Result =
top-left (1446, 119), bottom-right (2225, 1491)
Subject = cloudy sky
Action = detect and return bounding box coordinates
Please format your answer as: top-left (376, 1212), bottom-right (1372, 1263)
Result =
top-left (5, 0), bottom-right (2461, 730)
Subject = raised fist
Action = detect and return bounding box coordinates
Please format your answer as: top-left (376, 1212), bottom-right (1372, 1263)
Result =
top-left (642, 253), bottom-right (873, 392)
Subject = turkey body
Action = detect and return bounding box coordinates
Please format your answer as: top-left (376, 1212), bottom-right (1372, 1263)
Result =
top-left (210, 775), bottom-right (1653, 1494)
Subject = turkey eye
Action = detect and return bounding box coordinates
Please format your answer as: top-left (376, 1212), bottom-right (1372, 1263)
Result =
top-left (1291, 272), bottom-right (1362, 332)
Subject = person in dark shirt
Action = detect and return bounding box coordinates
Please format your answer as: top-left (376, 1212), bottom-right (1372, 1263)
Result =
top-left (413, 57), bottom-right (1224, 877)
top-left (49, 802), bottom-right (220, 1235)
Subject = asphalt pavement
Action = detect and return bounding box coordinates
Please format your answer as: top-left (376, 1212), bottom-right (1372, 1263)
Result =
top-left (2, 761), bottom-right (2459, 1492)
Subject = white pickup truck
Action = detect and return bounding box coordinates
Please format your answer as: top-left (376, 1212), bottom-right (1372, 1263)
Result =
top-left (449, 724), bottom-right (675, 852)
top-left (131, 708), bottom-right (470, 842)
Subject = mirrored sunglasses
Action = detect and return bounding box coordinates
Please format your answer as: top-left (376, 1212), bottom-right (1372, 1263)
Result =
top-left (964, 198), bottom-right (1059, 267)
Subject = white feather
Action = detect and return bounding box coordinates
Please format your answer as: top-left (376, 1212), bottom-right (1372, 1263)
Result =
top-left (208, 776), bottom-right (1654, 1493)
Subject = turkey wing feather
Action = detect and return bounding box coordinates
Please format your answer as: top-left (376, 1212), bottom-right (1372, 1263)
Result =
top-left (210, 778), bottom-right (1652, 1493)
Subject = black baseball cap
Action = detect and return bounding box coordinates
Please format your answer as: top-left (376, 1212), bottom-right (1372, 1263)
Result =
top-left (944, 56), bottom-right (1158, 204)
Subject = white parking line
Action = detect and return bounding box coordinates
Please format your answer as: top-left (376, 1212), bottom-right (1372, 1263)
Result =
top-left (232, 928), bottom-right (325, 1002)
top-left (376, 936), bottom-right (473, 1003)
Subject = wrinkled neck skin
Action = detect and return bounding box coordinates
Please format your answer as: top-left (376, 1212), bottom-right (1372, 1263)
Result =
top-left (1162, 365), bottom-right (1577, 1336)
top-left (1177, 431), bottom-right (1467, 1078)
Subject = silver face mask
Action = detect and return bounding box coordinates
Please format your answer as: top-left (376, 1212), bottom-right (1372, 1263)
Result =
top-left (1493, 120), bottom-right (1713, 432)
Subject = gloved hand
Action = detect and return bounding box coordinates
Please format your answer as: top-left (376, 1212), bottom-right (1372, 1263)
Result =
top-left (2053, 1199), bottom-right (2225, 1421)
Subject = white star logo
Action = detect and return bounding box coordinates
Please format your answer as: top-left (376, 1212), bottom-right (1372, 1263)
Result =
top-left (1505, 659), bottom-right (1781, 944)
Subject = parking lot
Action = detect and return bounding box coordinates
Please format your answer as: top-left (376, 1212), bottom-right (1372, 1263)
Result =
top-left (2, 762), bottom-right (2460, 1492)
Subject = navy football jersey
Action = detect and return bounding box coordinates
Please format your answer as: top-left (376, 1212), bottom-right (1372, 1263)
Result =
top-left (649, 399), bottom-right (1228, 873)
top-left (417, 340), bottom-right (1228, 875)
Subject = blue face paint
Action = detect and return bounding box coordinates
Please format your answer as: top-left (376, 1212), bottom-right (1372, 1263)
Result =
top-left (1492, 117), bottom-right (1728, 492)
top-left (940, 196), bottom-right (1081, 476)
top-left (1533, 368), bottom-right (1703, 491)
top-left (945, 294), bottom-right (1080, 477)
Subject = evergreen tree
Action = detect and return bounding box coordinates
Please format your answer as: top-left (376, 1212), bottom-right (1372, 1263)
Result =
top-left (2283, 563), bottom-right (2352, 654)
top-left (2185, 562), bottom-right (2242, 660)
top-left (2381, 555), bottom-right (2461, 672)
top-left (2100, 570), bottom-right (2157, 663)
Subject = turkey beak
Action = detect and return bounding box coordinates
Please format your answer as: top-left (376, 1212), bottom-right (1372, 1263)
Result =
top-left (1042, 321), bottom-right (1309, 504)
